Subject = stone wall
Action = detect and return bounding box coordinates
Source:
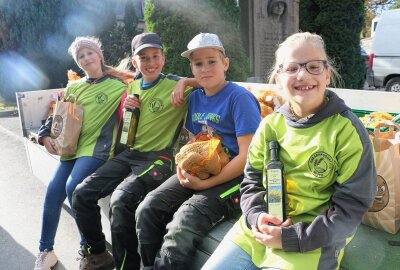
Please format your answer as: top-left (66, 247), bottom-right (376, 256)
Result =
top-left (240, 0), bottom-right (299, 82)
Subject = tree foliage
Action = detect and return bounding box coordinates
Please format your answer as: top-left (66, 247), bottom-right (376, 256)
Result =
top-left (144, 0), bottom-right (249, 81)
top-left (363, 0), bottom-right (397, 37)
top-left (100, 2), bottom-right (139, 67)
top-left (300, 0), bottom-right (365, 89)
top-left (364, 0), bottom-right (396, 13)
top-left (389, 0), bottom-right (400, 9)
top-left (0, 0), bottom-right (75, 101)
top-left (0, 0), bottom-right (138, 102)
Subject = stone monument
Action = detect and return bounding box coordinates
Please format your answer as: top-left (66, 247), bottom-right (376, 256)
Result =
top-left (240, 0), bottom-right (299, 82)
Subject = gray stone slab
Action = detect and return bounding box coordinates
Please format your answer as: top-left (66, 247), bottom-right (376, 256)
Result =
top-left (241, 0), bottom-right (299, 81)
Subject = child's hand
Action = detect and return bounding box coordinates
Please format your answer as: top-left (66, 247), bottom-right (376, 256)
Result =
top-left (171, 80), bottom-right (186, 108)
top-left (42, 136), bottom-right (58, 155)
top-left (257, 212), bottom-right (283, 229)
top-left (251, 213), bottom-right (292, 249)
top-left (177, 167), bottom-right (208, 190)
top-left (124, 95), bottom-right (140, 110)
top-left (58, 89), bottom-right (65, 100)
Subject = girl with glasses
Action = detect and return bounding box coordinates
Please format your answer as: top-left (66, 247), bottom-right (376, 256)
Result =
top-left (202, 32), bottom-right (376, 270)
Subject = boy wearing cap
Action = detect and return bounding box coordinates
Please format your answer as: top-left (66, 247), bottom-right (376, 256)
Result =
top-left (73, 32), bottom-right (196, 270)
top-left (135, 33), bottom-right (261, 270)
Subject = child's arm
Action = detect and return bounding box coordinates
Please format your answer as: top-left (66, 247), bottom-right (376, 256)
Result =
top-left (171, 77), bottom-right (199, 108)
top-left (178, 134), bottom-right (254, 190)
top-left (239, 124), bottom-right (269, 230)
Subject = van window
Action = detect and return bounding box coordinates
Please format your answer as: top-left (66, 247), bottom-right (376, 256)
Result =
top-left (371, 17), bottom-right (380, 37)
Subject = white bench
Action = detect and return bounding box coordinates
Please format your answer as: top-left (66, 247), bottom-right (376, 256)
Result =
top-left (17, 84), bottom-right (400, 269)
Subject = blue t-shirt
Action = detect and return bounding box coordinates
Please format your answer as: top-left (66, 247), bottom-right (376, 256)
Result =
top-left (185, 82), bottom-right (261, 158)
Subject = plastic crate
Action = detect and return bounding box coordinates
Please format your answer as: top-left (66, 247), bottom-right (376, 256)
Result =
top-left (353, 109), bottom-right (400, 132)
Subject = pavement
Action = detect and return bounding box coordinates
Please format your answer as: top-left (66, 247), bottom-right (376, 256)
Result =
top-left (0, 116), bottom-right (82, 269)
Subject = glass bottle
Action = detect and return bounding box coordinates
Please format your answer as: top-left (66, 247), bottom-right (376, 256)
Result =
top-left (265, 141), bottom-right (286, 222)
top-left (120, 94), bottom-right (140, 148)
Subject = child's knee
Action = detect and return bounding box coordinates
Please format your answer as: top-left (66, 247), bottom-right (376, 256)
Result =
top-left (110, 189), bottom-right (130, 210)
top-left (136, 196), bottom-right (154, 224)
top-left (72, 182), bottom-right (89, 208)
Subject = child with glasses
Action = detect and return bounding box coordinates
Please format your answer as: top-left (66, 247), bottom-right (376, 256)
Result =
top-left (202, 32), bottom-right (377, 270)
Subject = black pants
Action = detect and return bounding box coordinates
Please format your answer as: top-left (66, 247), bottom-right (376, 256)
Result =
top-left (135, 174), bottom-right (242, 270)
top-left (72, 148), bottom-right (174, 270)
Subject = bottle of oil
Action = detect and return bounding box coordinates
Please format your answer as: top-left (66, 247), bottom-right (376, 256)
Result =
top-left (266, 141), bottom-right (286, 222)
top-left (120, 94), bottom-right (140, 148)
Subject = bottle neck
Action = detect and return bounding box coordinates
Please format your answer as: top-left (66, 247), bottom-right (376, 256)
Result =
top-left (270, 147), bottom-right (278, 161)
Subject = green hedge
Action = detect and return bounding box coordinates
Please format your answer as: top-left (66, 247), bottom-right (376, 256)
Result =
top-left (300, 0), bottom-right (365, 89)
top-left (144, 0), bottom-right (249, 81)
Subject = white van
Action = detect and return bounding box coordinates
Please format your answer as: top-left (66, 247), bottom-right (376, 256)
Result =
top-left (366, 9), bottom-right (400, 92)
top-left (370, 16), bottom-right (380, 37)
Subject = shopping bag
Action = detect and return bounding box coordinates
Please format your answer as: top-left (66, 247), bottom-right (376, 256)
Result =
top-left (175, 131), bottom-right (229, 180)
top-left (50, 98), bottom-right (83, 157)
top-left (362, 121), bottom-right (400, 234)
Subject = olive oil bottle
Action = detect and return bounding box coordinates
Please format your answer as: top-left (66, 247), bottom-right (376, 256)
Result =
top-left (120, 94), bottom-right (140, 148)
top-left (266, 141), bottom-right (286, 222)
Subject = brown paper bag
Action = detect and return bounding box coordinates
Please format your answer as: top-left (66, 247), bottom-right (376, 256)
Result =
top-left (362, 121), bottom-right (400, 234)
top-left (50, 100), bottom-right (83, 157)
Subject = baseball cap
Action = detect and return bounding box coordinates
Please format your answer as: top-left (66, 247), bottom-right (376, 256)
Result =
top-left (131, 33), bottom-right (163, 55)
top-left (181, 33), bottom-right (225, 58)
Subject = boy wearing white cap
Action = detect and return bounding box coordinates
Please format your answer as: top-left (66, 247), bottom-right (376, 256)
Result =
top-left (73, 32), bottom-right (197, 270)
top-left (135, 33), bottom-right (261, 270)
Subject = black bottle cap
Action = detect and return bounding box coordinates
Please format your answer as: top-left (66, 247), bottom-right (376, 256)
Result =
top-left (269, 141), bottom-right (279, 149)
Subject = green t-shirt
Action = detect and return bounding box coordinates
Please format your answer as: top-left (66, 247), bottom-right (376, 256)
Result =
top-left (62, 76), bottom-right (126, 160)
top-left (128, 74), bottom-right (191, 152)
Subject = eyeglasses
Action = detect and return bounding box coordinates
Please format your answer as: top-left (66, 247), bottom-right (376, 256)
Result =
top-left (278, 60), bottom-right (328, 76)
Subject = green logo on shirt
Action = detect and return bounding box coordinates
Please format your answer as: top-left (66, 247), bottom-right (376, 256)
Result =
top-left (308, 151), bottom-right (334, 178)
top-left (95, 93), bottom-right (108, 104)
top-left (149, 98), bottom-right (164, 113)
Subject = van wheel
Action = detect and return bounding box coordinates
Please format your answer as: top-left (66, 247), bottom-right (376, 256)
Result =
top-left (385, 78), bottom-right (400, 92)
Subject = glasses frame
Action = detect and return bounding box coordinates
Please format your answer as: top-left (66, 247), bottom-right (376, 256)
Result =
top-left (278, 60), bottom-right (328, 76)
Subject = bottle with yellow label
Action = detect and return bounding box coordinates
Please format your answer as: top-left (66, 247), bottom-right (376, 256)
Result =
top-left (120, 94), bottom-right (140, 148)
top-left (265, 141), bottom-right (286, 222)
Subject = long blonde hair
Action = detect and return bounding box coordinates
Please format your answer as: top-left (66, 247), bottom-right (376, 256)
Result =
top-left (267, 32), bottom-right (342, 88)
top-left (103, 58), bottom-right (135, 85)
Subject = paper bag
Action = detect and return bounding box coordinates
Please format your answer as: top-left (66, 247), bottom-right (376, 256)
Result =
top-left (50, 100), bottom-right (83, 157)
top-left (362, 121), bottom-right (400, 234)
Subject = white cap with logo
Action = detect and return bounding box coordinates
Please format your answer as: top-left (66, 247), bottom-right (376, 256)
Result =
top-left (181, 33), bottom-right (225, 59)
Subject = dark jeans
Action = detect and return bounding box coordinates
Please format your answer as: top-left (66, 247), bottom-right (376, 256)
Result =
top-left (136, 174), bottom-right (242, 270)
top-left (72, 148), bottom-right (174, 270)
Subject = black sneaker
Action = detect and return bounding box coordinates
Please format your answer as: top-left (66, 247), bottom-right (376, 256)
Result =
top-left (78, 246), bottom-right (114, 270)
